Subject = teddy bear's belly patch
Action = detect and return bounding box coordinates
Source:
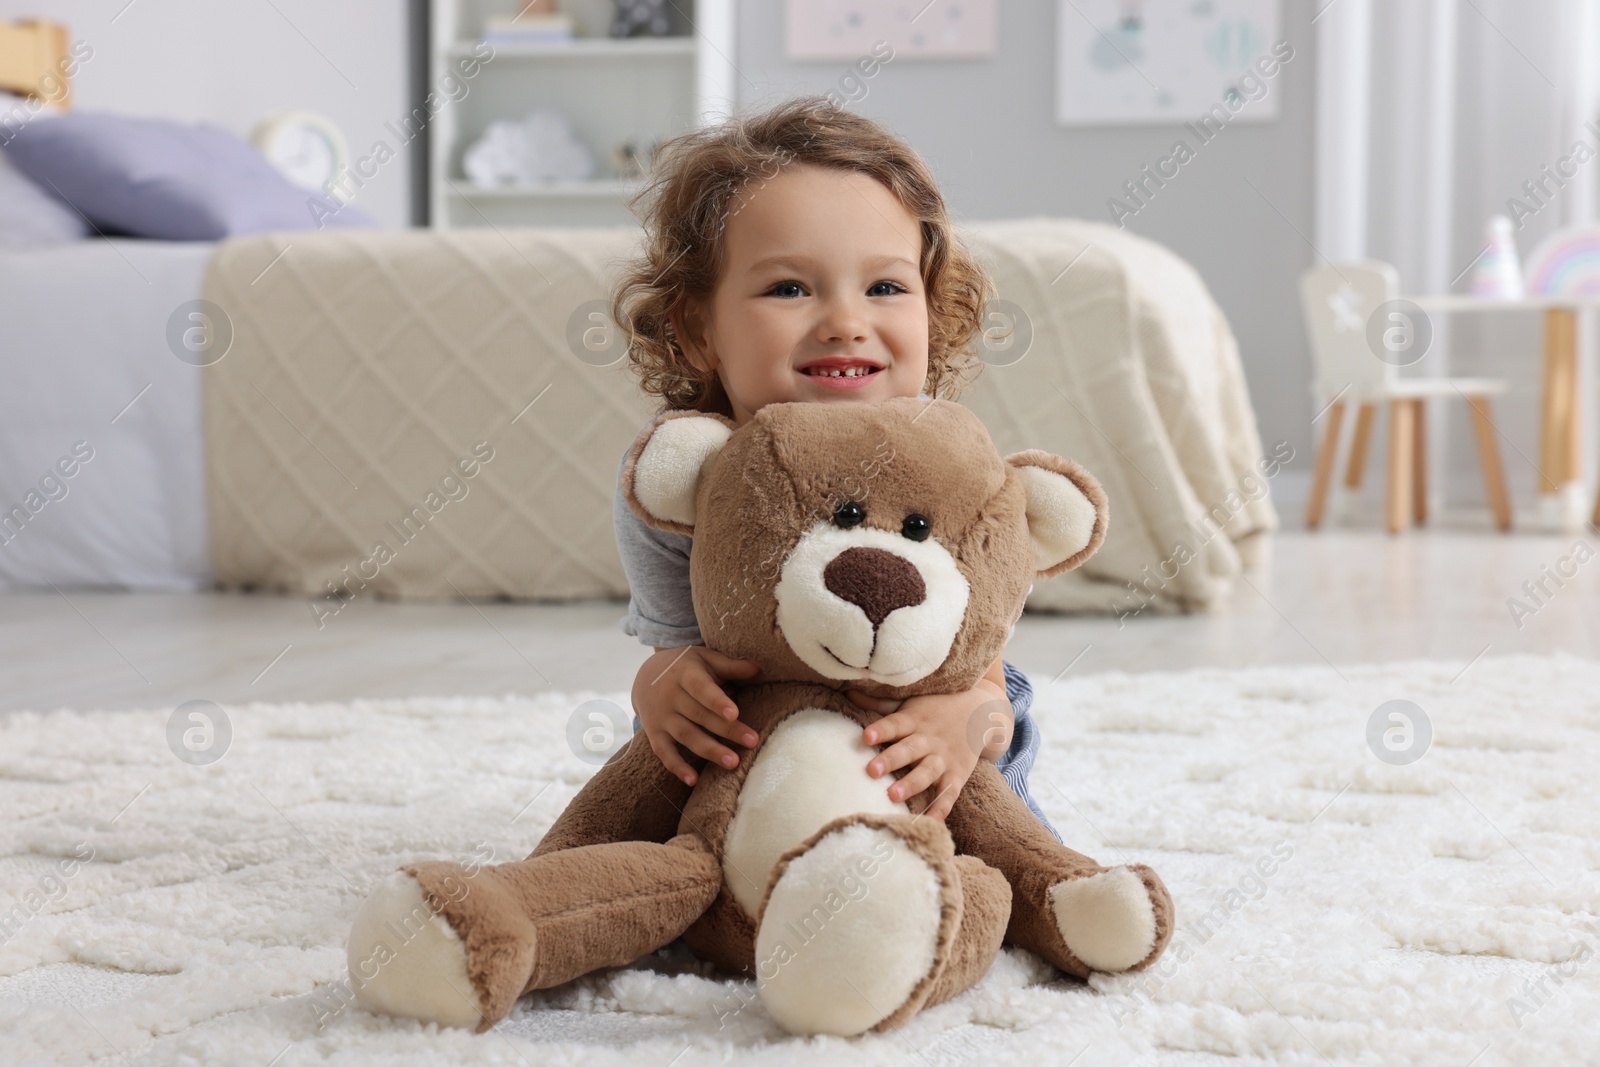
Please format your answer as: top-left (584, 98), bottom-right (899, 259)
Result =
top-left (721, 707), bottom-right (909, 918)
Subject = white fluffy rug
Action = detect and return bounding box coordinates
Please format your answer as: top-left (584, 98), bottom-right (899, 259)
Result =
top-left (3, 654), bottom-right (1598, 1066)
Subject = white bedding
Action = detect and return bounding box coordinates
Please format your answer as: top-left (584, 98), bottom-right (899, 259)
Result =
top-left (0, 240), bottom-right (213, 591)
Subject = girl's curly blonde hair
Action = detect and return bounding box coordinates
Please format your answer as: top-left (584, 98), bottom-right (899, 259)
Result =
top-left (610, 95), bottom-right (996, 416)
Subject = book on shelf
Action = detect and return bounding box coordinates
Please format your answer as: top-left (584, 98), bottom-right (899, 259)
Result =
top-left (482, 13), bottom-right (575, 44)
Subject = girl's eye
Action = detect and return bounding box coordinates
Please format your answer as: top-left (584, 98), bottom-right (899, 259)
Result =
top-left (833, 501), bottom-right (865, 528)
top-left (768, 280), bottom-right (906, 298)
top-left (901, 513), bottom-right (930, 541)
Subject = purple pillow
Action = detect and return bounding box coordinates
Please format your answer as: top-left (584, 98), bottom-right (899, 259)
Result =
top-left (0, 148), bottom-right (89, 247)
top-left (2, 112), bottom-right (376, 239)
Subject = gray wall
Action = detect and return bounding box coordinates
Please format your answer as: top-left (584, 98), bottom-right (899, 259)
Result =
top-left (733, 1), bottom-right (1320, 469)
top-left (1, 0), bottom-right (414, 228)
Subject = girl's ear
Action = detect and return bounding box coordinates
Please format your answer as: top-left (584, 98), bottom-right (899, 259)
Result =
top-left (1003, 450), bottom-right (1109, 577)
top-left (622, 410), bottom-right (738, 534)
top-left (672, 298), bottom-right (718, 375)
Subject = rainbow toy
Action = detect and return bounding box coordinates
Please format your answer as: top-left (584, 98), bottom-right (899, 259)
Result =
top-left (1524, 227), bottom-right (1600, 296)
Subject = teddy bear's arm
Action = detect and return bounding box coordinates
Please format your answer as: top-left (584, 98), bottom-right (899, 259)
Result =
top-left (529, 729), bottom-right (694, 858)
top-left (946, 761), bottom-right (1174, 977)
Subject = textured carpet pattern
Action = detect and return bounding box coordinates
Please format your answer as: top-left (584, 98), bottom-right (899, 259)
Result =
top-left (2, 654), bottom-right (1597, 1065)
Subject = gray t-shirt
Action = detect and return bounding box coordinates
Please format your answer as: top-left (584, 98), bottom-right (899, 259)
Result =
top-left (614, 423), bottom-right (701, 647)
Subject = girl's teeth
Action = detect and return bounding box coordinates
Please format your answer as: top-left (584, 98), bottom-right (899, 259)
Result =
top-left (812, 367), bottom-right (872, 377)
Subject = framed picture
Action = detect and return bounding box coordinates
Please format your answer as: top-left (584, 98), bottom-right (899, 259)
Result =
top-left (785, 0), bottom-right (998, 61)
top-left (1057, 0), bottom-right (1282, 126)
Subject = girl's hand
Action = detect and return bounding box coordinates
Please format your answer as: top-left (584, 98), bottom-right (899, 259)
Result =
top-left (632, 645), bottom-right (762, 786)
top-left (846, 677), bottom-right (1013, 821)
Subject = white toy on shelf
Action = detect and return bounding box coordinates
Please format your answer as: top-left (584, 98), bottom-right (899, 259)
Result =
top-left (463, 108), bottom-right (596, 187)
top-left (429, 0), bottom-right (735, 228)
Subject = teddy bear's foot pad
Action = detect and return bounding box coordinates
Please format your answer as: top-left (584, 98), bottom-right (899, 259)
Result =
top-left (1048, 866), bottom-right (1160, 973)
top-left (755, 822), bottom-right (943, 1036)
top-left (348, 870), bottom-right (484, 1029)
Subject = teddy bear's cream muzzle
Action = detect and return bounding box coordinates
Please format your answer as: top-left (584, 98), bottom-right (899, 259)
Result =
top-left (772, 519), bottom-right (970, 687)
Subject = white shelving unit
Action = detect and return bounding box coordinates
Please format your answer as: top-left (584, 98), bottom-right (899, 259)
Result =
top-left (429, 0), bottom-right (735, 229)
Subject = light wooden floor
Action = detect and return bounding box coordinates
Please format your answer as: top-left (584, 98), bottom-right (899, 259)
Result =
top-left (2, 528), bottom-right (1595, 714)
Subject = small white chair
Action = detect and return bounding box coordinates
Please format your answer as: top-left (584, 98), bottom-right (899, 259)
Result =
top-left (1299, 261), bottom-right (1512, 533)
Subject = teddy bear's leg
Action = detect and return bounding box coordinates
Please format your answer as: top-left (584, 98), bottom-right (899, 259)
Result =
top-left (919, 854), bottom-right (1012, 1007)
top-left (945, 762), bottom-right (1174, 979)
top-left (529, 728), bottom-right (694, 858)
top-left (751, 812), bottom-right (1009, 1036)
top-left (348, 833), bottom-right (721, 1031)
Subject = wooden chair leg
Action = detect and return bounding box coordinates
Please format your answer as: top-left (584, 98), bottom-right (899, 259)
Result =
top-left (1386, 400), bottom-right (1413, 534)
top-left (1305, 400), bottom-right (1346, 530)
top-left (1345, 403), bottom-right (1377, 489)
top-left (1412, 399), bottom-right (1427, 525)
top-left (1466, 396), bottom-right (1513, 532)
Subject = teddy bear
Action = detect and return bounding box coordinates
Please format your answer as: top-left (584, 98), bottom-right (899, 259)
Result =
top-left (346, 396), bottom-right (1174, 1036)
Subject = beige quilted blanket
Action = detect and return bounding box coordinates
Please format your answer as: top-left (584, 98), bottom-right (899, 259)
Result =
top-left (958, 219), bottom-right (1278, 615)
top-left (201, 221), bottom-right (1275, 616)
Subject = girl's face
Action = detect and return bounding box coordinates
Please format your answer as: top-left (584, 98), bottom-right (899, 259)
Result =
top-left (675, 162), bottom-right (931, 426)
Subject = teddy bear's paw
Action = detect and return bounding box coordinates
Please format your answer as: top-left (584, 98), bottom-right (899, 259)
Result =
top-left (1047, 864), bottom-right (1169, 973)
top-left (754, 821), bottom-right (945, 1036)
top-left (347, 869), bottom-right (484, 1029)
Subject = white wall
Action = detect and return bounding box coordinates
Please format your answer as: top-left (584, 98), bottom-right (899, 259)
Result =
top-left (733, 0), bottom-right (1321, 470)
top-left (0, 0), bottom-right (414, 227)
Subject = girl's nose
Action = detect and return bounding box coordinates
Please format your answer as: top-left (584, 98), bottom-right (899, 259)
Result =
top-left (817, 295), bottom-right (870, 344)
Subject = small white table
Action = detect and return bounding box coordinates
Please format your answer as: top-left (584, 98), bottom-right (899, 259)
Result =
top-left (1407, 294), bottom-right (1600, 530)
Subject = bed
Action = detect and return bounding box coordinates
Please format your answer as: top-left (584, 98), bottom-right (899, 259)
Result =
top-left (0, 15), bottom-right (372, 594)
top-left (0, 240), bottom-right (214, 591)
top-left (1, 221), bottom-right (1277, 615)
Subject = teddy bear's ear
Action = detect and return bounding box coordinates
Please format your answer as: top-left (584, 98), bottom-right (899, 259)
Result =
top-left (622, 410), bottom-right (738, 534)
top-left (1004, 450), bottom-right (1109, 577)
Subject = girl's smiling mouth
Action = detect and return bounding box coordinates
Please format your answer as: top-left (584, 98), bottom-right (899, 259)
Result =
top-left (797, 356), bottom-right (884, 389)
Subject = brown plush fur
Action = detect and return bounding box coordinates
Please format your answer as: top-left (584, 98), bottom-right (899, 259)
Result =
top-left (371, 397), bottom-right (1173, 1034)
top-left (625, 398), bottom-right (1038, 701)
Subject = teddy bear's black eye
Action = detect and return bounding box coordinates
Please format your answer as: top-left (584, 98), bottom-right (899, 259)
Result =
top-left (833, 501), bottom-right (865, 528)
top-left (901, 513), bottom-right (931, 541)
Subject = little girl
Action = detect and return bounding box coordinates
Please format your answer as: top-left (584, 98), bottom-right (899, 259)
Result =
top-left (610, 95), bottom-right (1059, 839)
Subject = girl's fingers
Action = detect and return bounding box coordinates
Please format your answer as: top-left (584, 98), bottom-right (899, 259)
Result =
top-left (866, 735), bottom-right (926, 778)
top-left (861, 709), bottom-right (910, 746)
top-left (923, 777), bottom-right (963, 820)
top-left (678, 696), bottom-right (759, 747)
top-left (887, 758), bottom-right (943, 804)
top-left (684, 668), bottom-right (739, 720)
top-left (701, 648), bottom-right (763, 678)
top-left (647, 731), bottom-right (697, 786)
top-left (682, 675), bottom-right (759, 745)
top-left (847, 690), bottom-right (900, 716)
top-left (668, 719), bottom-right (740, 770)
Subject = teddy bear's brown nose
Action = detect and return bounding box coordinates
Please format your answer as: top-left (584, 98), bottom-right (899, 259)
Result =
top-left (822, 547), bottom-right (926, 626)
